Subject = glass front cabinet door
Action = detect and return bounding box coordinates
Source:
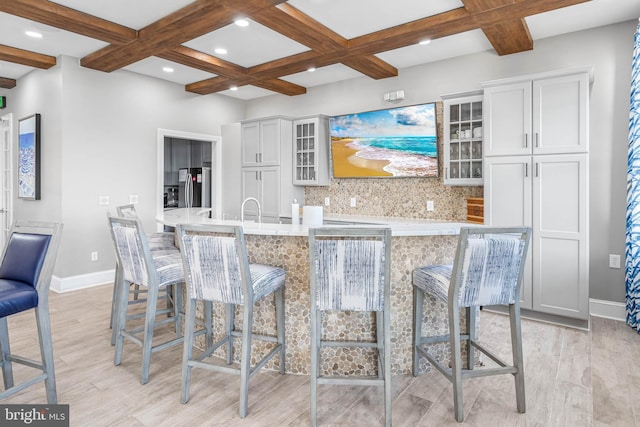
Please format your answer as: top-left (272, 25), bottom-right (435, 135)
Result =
top-left (293, 115), bottom-right (331, 186)
top-left (443, 93), bottom-right (484, 186)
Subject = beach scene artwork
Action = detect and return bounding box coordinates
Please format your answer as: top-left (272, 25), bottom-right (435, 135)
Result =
top-left (330, 103), bottom-right (438, 178)
top-left (18, 114), bottom-right (40, 200)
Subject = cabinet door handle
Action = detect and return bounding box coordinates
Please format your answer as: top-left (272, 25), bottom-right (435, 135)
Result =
top-left (259, 153), bottom-right (262, 163)
top-left (524, 133), bottom-right (528, 148)
top-left (255, 153), bottom-right (259, 163)
top-left (535, 162), bottom-right (539, 177)
top-left (259, 171), bottom-right (263, 180)
top-left (535, 133), bottom-right (539, 148)
top-left (524, 163), bottom-right (528, 178)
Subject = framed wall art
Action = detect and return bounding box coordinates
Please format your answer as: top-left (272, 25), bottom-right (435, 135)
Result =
top-left (18, 113), bottom-right (41, 200)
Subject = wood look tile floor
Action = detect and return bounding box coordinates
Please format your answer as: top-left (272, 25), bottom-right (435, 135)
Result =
top-left (2, 284), bottom-right (639, 426)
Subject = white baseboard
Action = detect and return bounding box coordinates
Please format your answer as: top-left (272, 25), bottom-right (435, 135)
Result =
top-left (51, 269), bottom-right (115, 293)
top-left (589, 298), bottom-right (626, 322)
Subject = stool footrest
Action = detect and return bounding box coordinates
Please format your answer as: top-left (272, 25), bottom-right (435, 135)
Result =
top-left (317, 376), bottom-right (385, 386)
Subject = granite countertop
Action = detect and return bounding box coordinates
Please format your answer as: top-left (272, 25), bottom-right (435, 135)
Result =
top-left (157, 208), bottom-right (483, 237)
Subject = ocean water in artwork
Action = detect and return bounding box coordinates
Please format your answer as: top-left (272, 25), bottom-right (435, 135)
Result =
top-left (354, 136), bottom-right (437, 157)
top-left (19, 132), bottom-right (36, 198)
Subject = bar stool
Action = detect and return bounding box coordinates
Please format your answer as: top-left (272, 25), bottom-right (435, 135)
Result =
top-left (0, 221), bottom-right (63, 403)
top-left (108, 215), bottom-right (188, 384)
top-left (109, 205), bottom-right (177, 345)
top-left (176, 223), bottom-right (286, 418)
top-left (412, 227), bottom-right (531, 422)
top-left (308, 227), bottom-right (392, 427)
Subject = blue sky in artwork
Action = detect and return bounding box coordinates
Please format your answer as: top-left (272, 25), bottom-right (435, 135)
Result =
top-left (330, 103), bottom-right (436, 138)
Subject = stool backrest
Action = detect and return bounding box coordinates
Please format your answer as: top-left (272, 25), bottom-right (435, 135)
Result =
top-left (177, 223), bottom-right (252, 305)
top-left (108, 216), bottom-right (155, 287)
top-left (0, 221), bottom-right (63, 294)
top-left (451, 227), bottom-right (531, 308)
top-left (309, 227), bottom-right (391, 312)
top-left (116, 204), bottom-right (137, 218)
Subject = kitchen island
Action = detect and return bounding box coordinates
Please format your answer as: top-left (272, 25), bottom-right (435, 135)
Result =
top-left (157, 208), bottom-right (482, 375)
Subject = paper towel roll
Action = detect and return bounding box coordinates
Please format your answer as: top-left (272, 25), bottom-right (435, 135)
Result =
top-left (302, 206), bottom-right (323, 226)
top-left (291, 203), bottom-right (300, 225)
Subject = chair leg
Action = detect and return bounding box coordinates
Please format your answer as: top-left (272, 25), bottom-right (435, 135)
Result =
top-left (35, 302), bottom-right (57, 404)
top-left (180, 299), bottom-right (197, 404)
top-left (204, 301), bottom-right (213, 349)
top-left (0, 317), bottom-right (13, 390)
top-left (412, 287), bottom-right (423, 376)
top-left (509, 303), bottom-right (526, 413)
top-left (239, 302), bottom-right (254, 418)
top-left (310, 307), bottom-right (320, 427)
top-left (174, 283), bottom-right (183, 337)
top-left (275, 288), bottom-right (286, 374)
top-left (466, 306), bottom-right (477, 370)
top-left (225, 303), bottom-right (234, 365)
top-left (111, 264), bottom-right (125, 346)
top-left (383, 307), bottom-right (392, 427)
top-left (449, 303), bottom-right (464, 422)
top-left (140, 284), bottom-right (159, 385)
top-left (114, 279), bottom-right (131, 367)
top-left (376, 311), bottom-right (384, 379)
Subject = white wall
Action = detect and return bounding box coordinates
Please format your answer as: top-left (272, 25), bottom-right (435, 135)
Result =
top-left (11, 56), bottom-right (246, 282)
top-left (247, 20), bottom-right (636, 304)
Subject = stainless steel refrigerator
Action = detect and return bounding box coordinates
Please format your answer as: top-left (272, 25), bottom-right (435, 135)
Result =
top-left (178, 167), bottom-right (211, 208)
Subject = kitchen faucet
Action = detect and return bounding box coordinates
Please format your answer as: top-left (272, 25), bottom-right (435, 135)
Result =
top-left (241, 197), bottom-right (262, 223)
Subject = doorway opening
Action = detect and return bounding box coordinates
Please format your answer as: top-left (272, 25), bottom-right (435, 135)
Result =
top-left (156, 128), bottom-right (222, 231)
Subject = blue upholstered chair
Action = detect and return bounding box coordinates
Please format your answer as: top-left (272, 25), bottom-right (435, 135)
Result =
top-left (0, 221), bottom-right (63, 403)
top-left (176, 223), bottom-right (285, 418)
top-left (308, 227), bottom-right (392, 427)
top-left (109, 205), bottom-right (177, 345)
top-left (412, 227), bottom-right (531, 422)
top-left (108, 215), bottom-right (185, 385)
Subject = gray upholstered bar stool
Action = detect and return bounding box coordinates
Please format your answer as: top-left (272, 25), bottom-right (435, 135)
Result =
top-left (412, 227), bottom-right (531, 422)
top-left (308, 227), bottom-right (392, 427)
top-left (109, 205), bottom-right (177, 345)
top-left (108, 215), bottom-right (187, 385)
top-left (176, 223), bottom-right (286, 418)
top-left (0, 221), bottom-right (62, 403)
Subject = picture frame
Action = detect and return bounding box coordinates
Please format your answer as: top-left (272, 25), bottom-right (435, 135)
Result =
top-left (18, 113), bottom-right (41, 200)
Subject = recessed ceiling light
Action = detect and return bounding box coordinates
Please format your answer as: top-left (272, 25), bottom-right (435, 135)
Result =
top-left (234, 19), bottom-right (249, 27)
top-left (419, 39), bottom-right (431, 45)
top-left (307, 67), bottom-right (316, 72)
top-left (230, 86), bottom-right (238, 91)
top-left (214, 48), bottom-right (228, 55)
top-left (162, 67), bottom-right (174, 73)
top-left (25, 30), bottom-right (43, 39)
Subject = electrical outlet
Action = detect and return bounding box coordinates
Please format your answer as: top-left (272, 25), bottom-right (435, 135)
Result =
top-left (609, 254), bottom-right (621, 269)
top-left (129, 194), bottom-right (139, 204)
top-left (91, 251), bottom-right (98, 262)
top-left (324, 197), bottom-right (330, 206)
top-left (350, 197), bottom-right (357, 207)
top-left (427, 200), bottom-right (434, 211)
top-left (99, 195), bottom-right (109, 206)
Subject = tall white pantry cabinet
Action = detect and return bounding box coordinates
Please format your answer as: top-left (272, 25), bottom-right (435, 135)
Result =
top-left (482, 67), bottom-right (591, 324)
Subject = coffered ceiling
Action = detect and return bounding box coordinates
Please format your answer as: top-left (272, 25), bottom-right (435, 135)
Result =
top-left (0, 0), bottom-right (638, 100)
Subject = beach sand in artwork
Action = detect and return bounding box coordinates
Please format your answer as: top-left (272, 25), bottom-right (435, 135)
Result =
top-left (332, 138), bottom-right (392, 177)
top-left (332, 138), bottom-right (437, 178)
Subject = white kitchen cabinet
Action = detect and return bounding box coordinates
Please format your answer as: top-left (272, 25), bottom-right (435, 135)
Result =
top-left (483, 156), bottom-right (533, 309)
top-left (241, 167), bottom-right (280, 223)
top-left (442, 92), bottom-right (484, 185)
top-left (241, 118), bottom-right (285, 167)
top-left (484, 70), bottom-right (589, 157)
top-left (293, 115), bottom-right (331, 186)
top-left (482, 67), bottom-right (591, 324)
top-left (240, 117), bottom-right (303, 222)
